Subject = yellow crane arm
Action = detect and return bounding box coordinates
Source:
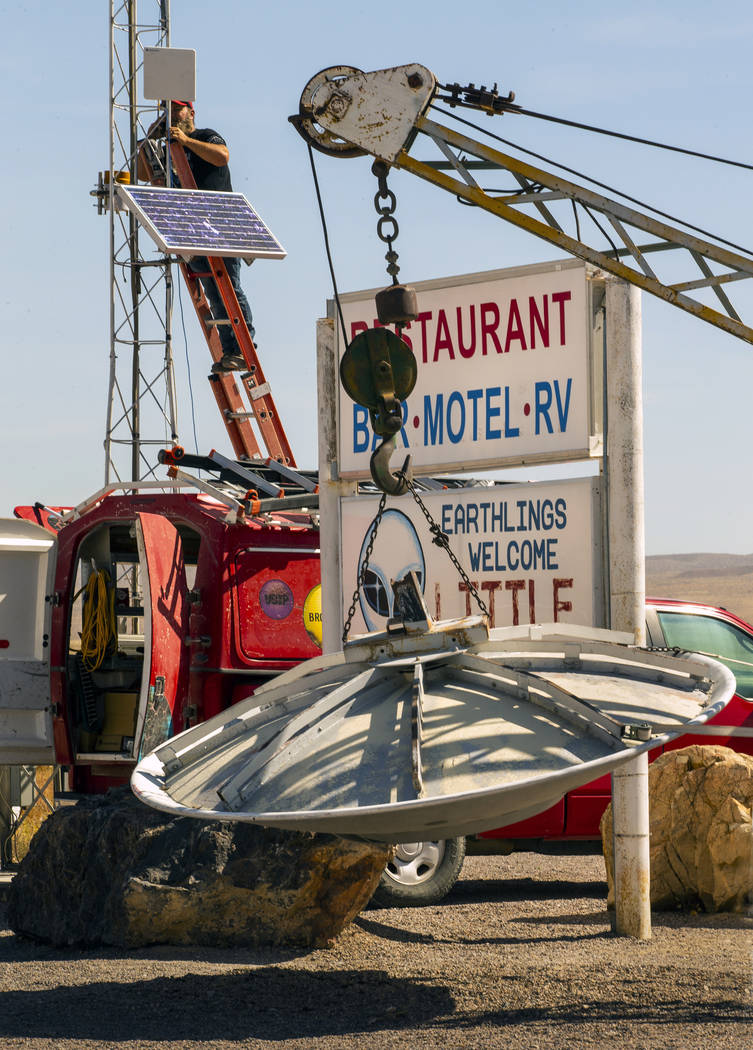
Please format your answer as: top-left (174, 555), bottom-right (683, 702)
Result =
top-left (294, 64), bottom-right (753, 346)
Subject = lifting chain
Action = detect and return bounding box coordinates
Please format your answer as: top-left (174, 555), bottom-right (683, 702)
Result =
top-left (372, 160), bottom-right (401, 290)
top-left (341, 167), bottom-right (489, 641)
top-left (342, 489), bottom-right (389, 644)
top-left (402, 476), bottom-right (490, 619)
top-left (370, 159), bottom-right (419, 330)
top-left (341, 478), bottom-right (490, 643)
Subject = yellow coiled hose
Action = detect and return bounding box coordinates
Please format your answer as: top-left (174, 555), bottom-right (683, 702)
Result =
top-left (79, 570), bottom-right (117, 671)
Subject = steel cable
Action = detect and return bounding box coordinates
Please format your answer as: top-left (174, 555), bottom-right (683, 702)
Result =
top-left (433, 104), bottom-right (753, 259)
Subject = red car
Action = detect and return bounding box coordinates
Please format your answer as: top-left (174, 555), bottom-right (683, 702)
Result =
top-left (373, 597), bottom-right (753, 905)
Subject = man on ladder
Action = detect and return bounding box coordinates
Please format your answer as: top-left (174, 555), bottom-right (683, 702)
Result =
top-left (139, 100), bottom-right (255, 373)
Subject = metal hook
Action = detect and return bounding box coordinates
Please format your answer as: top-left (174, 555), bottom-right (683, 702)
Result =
top-left (370, 436), bottom-right (412, 496)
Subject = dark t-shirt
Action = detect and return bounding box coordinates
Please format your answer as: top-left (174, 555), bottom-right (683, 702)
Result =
top-left (185, 128), bottom-right (232, 192)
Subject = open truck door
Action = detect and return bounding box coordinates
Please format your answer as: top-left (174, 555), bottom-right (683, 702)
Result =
top-left (53, 508), bottom-right (193, 792)
top-left (133, 512), bottom-right (190, 758)
top-left (0, 518), bottom-right (56, 764)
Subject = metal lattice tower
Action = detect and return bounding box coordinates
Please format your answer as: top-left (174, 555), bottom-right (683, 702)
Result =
top-left (99, 0), bottom-right (179, 484)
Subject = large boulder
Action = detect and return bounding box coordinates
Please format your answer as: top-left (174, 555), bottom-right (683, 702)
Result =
top-left (6, 788), bottom-right (390, 948)
top-left (601, 745), bottom-right (753, 912)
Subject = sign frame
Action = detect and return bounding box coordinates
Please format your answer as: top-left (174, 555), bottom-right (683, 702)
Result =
top-left (317, 264), bottom-right (642, 657)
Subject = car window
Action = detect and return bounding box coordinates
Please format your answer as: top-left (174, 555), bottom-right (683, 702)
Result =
top-left (656, 611), bottom-right (753, 699)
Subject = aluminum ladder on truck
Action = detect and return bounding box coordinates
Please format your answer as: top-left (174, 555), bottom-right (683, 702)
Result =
top-left (169, 143), bottom-right (296, 467)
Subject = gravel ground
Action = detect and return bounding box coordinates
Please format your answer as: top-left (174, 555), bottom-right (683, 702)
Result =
top-left (1, 852), bottom-right (751, 1050)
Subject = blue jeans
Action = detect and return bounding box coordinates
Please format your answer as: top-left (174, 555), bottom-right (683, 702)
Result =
top-left (188, 255), bottom-right (255, 355)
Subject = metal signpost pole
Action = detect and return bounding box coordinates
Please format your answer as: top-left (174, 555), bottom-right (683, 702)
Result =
top-left (605, 277), bottom-right (651, 939)
top-left (317, 315), bottom-right (354, 653)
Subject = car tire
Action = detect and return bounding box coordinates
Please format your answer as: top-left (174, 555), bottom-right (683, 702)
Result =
top-left (370, 837), bottom-right (466, 907)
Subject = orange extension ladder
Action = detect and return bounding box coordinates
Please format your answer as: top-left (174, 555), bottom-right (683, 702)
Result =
top-left (169, 143), bottom-right (296, 467)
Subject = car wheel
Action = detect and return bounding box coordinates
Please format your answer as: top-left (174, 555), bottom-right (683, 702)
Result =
top-left (370, 837), bottom-right (466, 907)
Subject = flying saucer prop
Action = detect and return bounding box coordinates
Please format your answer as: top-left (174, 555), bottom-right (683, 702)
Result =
top-left (132, 600), bottom-right (735, 842)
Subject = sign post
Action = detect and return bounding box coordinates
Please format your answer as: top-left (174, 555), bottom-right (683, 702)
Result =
top-left (604, 278), bottom-right (651, 939)
top-left (317, 315), bottom-right (355, 654)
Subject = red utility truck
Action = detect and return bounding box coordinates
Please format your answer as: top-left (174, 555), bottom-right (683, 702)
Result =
top-left (3, 456), bottom-right (320, 795)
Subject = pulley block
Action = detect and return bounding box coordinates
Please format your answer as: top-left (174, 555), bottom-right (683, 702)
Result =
top-left (290, 66), bottom-right (367, 158)
top-left (339, 327), bottom-right (417, 436)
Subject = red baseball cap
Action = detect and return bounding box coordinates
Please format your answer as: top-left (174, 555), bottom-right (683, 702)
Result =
top-left (170, 99), bottom-right (194, 112)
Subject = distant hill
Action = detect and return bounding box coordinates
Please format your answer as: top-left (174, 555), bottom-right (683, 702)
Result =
top-left (645, 552), bottom-right (753, 624)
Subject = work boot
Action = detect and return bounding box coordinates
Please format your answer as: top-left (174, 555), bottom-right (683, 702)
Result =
top-left (211, 353), bottom-right (247, 373)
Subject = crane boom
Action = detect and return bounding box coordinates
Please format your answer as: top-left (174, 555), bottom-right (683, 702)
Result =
top-left (294, 64), bottom-right (753, 346)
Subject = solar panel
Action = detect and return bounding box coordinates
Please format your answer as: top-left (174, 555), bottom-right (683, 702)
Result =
top-left (115, 185), bottom-right (286, 261)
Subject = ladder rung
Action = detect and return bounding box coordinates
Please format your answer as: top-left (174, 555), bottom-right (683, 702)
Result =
top-left (204, 319), bottom-right (232, 326)
top-left (215, 370), bottom-right (252, 381)
top-left (225, 410), bottom-right (256, 421)
top-left (247, 382), bottom-right (271, 401)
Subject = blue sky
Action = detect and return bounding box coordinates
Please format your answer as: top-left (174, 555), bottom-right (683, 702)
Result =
top-left (2, 1), bottom-right (752, 554)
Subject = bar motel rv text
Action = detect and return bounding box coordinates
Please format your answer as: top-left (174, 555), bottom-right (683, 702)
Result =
top-left (352, 379), bottom-right (573, 451)
top-left (348, 289), bottom-right (576, 452)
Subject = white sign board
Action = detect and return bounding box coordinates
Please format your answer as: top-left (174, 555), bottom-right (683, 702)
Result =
top-left (340, 477), bottom-right (602, 635)
top-left (337, 260), bottom-right (595, 477)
